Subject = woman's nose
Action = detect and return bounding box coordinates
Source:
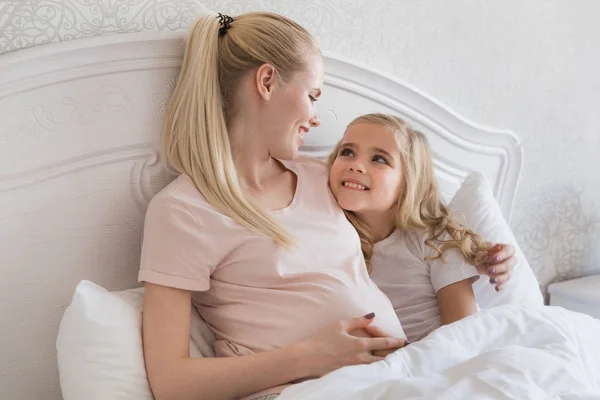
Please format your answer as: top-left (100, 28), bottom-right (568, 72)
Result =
top-left (309, 113), bottom-right (320, 127)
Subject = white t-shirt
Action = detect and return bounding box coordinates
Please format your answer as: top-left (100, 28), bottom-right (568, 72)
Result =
top-left (370, 229), bottom-right (479, 342)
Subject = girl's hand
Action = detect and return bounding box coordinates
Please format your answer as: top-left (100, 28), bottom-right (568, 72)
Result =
top-left (477, 243), bottom-right (517, 291)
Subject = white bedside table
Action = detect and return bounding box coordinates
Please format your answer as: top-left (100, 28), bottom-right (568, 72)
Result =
top-left (548, 275), bottom-right (600, 319)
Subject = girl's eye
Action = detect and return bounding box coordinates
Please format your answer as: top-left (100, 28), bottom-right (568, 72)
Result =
top-left (309, 95), bottom-right (317, 102)
top-left (373, 155), bottom-right (388, 164)
top-left (339, 148), bottom-right (353, 157)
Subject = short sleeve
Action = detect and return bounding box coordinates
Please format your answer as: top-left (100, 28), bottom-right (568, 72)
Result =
top-left (138, 192), bottom-right (218, 291)
top-left (424, 234), bottom-right (480, 293)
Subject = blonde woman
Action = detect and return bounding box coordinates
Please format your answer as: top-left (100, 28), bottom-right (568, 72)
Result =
top-left (328, 114), bottom-right (510, 343)
top-left (139, 12), bottom-right (516, 400)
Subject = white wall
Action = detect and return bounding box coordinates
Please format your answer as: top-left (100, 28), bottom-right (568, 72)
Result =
top-left (2, 0), bottom-right (598, 290)
top-left (202, 0), bottom-right (600, 290)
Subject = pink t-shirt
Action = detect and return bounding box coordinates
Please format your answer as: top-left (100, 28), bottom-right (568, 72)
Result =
top-left (139, 155), bottom-right (404, 359)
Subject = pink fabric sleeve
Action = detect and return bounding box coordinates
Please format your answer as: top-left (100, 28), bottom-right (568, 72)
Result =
top-left (138, 193), bottom-right (217, 291)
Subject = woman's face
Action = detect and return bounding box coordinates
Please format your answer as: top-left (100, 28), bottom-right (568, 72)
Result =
top-left (262, 53), bottom-right (324, 160)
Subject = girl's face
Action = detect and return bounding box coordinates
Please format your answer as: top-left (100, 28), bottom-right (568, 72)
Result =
top-left (329, 122), bottom-right (404, 215)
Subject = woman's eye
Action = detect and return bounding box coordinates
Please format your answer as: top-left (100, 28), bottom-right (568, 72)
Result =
top-left (340, 148), bottom-right (353, 157)
top-left (309, 95), bottom-right (317, 102)
top-left (373, 155), bottom-right (388, 164)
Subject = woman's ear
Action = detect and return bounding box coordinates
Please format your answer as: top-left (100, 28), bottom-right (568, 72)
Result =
top-left (255, 63), bottom-right (277, 101)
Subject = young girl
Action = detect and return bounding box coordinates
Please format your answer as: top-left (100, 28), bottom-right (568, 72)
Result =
top-left (328, 113), bottom-right (494, 342)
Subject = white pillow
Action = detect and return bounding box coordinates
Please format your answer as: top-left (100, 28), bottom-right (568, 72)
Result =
top-left (448, 172), bottom-right (544, 308)
top-left (56, 280), bottom-right (216, 400)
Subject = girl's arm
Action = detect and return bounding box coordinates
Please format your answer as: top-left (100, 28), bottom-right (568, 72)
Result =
top-left (143, 282), bottom-right (406, 400)
top-left (436, 279), bottom-right (478, 325)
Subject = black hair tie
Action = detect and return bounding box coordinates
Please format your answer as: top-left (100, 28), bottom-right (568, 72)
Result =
top-left (217, 13), bottom-right (233, 37)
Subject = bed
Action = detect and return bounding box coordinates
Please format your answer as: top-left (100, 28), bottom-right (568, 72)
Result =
top-left (1, 28), bottom-right (598, 400)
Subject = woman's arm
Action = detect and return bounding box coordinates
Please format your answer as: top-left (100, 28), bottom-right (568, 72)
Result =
top-left (436, 279), bottom-right (478, 325)
top-left (143, 283), bottom-right (406, 400)
top-left (143, 283), bottom-right (307, 400)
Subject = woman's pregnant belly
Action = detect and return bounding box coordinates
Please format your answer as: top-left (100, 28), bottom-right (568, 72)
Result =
top-left (196, 274), bottom-right (406, 357)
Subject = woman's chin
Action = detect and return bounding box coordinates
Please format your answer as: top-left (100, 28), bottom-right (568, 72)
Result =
top-left (271, 147), bottom-right (298, 161)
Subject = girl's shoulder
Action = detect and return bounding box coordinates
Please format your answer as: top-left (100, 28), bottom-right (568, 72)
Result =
top-left (376, 229), bottom-right (424, 256)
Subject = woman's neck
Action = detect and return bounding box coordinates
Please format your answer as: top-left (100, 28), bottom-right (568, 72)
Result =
top-left (227, 118), bottom-right (284, 192)
top-left (354, 209), bottom-right (397, 243)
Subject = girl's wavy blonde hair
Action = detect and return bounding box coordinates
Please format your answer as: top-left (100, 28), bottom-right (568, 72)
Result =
top-left (162, 12), bottom-right (319, 248)
top-left (327, 113), bottom-right (489, 273)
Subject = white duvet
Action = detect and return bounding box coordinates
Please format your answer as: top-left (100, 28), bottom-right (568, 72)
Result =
top-left (277, 305), bottom-right (600, 400)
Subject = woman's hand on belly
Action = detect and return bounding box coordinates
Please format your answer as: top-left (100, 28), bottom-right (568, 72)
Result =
top-left (295, 313), bottom-right (407, 378)
top-left (357, 324), bottom-right (410, 357)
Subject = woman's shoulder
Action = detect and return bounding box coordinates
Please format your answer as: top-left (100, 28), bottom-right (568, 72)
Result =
top-left (149, 174), bottom-right (200, 205)
top-left (146, 174), bottom-right (221, 223)
top-left (283, 155), bottom-right (327, 175)
top-left (291, 154), bottom-right (326, 166)
top-left (284, 155), bottom-right (329, 191)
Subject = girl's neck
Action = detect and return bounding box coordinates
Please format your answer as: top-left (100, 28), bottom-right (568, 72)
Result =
top-left (354, 209), bottom-right (397, 243)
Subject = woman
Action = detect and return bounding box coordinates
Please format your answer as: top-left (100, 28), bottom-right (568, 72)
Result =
top-left (138, 11), bottom-right (516, 400)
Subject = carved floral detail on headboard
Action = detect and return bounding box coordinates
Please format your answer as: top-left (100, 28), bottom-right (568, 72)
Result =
top-left (153, 76), bottom-right (178, 119)
top-left (111, 148), bottom-right (175, 233)
top-left (0, 0), bottom-right (211, 54)
top-left (129, 149), bottom-right (174, 209)
top-left (17, 85), bottom-right (132, 138)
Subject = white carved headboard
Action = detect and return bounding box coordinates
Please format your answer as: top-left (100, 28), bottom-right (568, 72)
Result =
top-left (0, 31), bottom-right (522, 399)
